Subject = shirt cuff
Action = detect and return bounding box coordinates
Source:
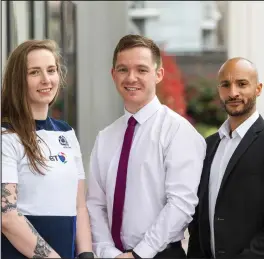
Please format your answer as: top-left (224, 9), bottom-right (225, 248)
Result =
top-left (133, 240), bottom-right (157, 258)
top-left (102, 246), bottom-right (123, 258)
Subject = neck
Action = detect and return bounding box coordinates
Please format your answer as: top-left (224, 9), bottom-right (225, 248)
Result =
top-left (125, 104), bottom-right (144, 114)
top-left (229, 107), bottom-right (256, 131)
top-left (31, 104), bottom-right (49, 120)
top-left (125, 95), bottom-right (155, 114)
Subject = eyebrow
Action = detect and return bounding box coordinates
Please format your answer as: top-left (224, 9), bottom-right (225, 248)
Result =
top-left (219, 80), bottom-right (229, 84)
top-left (220, 79), bottom-right (249, 84)
top-left (115, 64), bottom-right (150, 69)
top-left (137, 65), bottom-right (149, 69)
top-left (28, 65), bottom-right (57, 70)
top-left (237, 79), bottom-right (249, 82)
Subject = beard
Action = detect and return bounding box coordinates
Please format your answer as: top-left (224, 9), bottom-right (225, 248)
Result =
top-left (220, 96), bottom-right (256, 117)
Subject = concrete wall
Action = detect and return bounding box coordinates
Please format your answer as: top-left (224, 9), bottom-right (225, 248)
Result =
top-left (227, 1), bottom-right (264, 116)
top-left (74, 1), bottom-right (129, 173)
top-left (12, 2), bottom-right (30, 43)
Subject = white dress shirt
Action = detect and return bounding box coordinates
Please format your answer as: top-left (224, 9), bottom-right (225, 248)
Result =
top-left (87, 96), bottom-right (206, 258)
top-left (209, 110), bottom-right (259, 258)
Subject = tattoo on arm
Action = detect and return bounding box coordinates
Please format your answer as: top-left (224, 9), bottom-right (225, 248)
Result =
top-left (32, 236), bottom-right (52, 258)
top-left (2, 183), bottom-right (17, 213)
top-left (25, 217), bottom-right (38, 235)
top-left (2, 184), bottom-right (52, 258)
top-left (18, 213), bottom-right (52, 257)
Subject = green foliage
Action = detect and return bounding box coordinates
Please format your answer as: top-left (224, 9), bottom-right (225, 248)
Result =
top-left (185, 76), bottom-right (227, 127)
top-left (195, 123), bottom-right (218, 138)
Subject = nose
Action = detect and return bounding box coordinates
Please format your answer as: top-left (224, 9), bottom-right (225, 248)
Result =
top-left (126, 71), bottom-right (137, 83)
top-left (229, 85), bottom-right (240, 98)
top-left (41, 71), bottom-right (51, 84)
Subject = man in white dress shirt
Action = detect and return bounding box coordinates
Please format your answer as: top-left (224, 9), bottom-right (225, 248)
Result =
top-left (87, 34), bottom-right (206, 259)
top-left (188, 57), bottom-right (264, 258)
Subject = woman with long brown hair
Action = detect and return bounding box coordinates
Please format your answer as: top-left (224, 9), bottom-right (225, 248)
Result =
top-left (1, 39), bottom-right (94, 259)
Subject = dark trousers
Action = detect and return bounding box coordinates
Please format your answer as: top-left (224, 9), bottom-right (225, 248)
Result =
top-left (154, 241), bottom-right (186, 259)
top-left (127, 241), bottom-right (186, 259)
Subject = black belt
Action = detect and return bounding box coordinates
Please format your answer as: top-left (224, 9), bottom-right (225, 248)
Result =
top-left (166, 241), bottom-right (182, 249)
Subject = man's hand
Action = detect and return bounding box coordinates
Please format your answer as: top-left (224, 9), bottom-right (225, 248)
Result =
top-left (115, 252), bottom-right (134, 258)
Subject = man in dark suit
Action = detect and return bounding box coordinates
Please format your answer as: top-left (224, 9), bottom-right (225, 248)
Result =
top-left (187, 57), bottom-right (264, 258)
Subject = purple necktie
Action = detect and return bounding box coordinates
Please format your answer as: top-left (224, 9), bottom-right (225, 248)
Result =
top-left (111, 116), bottom-right (138, 251)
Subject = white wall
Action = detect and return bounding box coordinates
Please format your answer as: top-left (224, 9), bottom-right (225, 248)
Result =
top-left (74, 1), bottom-right (129, 173)
top-left (228, 1), bottom-right (264, 116)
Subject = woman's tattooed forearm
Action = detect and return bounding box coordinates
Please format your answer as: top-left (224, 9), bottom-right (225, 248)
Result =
top-left (18, 213), bottom-right (52, 257)
top-left (2, 183), bottom-right (11, 196)
top-left (32, 235), bottom-right (52, 258)
top-left (18, 212), bottom-right (51, 257)
top-left (2, 184), bottom-right (53, 257)
top-left (26, 218), bottom-right (38, 235)
top-left (1, 183), bottom-right (17, 213)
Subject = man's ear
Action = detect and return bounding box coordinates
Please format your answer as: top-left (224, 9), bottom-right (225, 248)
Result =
top-left (111, 67), bottom-right (115, 80)
top-left (156, 67), bottom-right (164, 84)
top-left (256, 83), bottom-right (263, 97)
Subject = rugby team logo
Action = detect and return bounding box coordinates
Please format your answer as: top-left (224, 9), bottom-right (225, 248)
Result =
top-left (58, 135), bottom-right (70, 148)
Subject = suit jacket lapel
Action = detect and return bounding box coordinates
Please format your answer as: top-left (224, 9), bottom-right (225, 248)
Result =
top-left (200, 135), bottom-right (221, 201)
top-left (217, 115), bottom-right (264, 198)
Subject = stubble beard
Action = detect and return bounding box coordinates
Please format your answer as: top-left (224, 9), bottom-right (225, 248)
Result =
top-left (221, 96), bottom-right (256, 117)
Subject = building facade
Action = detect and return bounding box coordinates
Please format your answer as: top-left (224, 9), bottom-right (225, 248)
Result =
top-left (141, 1), bottom-right (223, 53)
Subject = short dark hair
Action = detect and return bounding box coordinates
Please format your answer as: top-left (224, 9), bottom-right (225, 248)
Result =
top-left (112, 34), bottom-right (162, 69)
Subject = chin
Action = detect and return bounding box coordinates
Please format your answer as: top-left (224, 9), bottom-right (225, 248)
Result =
top-left (125, 95), bottom-right (143, 104)
top-left (227, 109), bottom-right (246, 117)
top-left (37, 99), bottom-right (54, 106)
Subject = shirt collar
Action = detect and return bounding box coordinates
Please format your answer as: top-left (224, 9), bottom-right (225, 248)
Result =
top-left (218, 110), bottom-right (259, 139)
top-left (124, 96), bottom-right (162, 125)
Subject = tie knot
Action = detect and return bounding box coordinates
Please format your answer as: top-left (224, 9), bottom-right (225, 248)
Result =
top-left (128, 116), bottom-right (137, 127)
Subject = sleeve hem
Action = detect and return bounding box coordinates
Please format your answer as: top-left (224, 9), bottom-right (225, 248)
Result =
top-left (2, 178), bottom-right (18, 184)
top-left (133, 240), bottom-right (157, 258)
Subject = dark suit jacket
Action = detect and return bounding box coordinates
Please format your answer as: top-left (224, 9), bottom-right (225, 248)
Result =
top-left (187, 115), bottom-right (264, 258)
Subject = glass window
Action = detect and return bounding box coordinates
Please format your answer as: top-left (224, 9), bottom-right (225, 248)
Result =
top-left (46, 1), bottom-right (65, 123)
top-left (46, 1), bottom-right (62, 46)
top-left (62, 1), bottom-right (77, 131)
top-left (46, 1), bottom-right (77, 132)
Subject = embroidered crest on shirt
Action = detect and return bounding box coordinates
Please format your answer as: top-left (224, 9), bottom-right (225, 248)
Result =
top-left (58, 135), bottom-right (71, 148)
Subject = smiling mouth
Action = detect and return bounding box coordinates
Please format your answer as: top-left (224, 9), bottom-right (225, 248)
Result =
top-left (124, 87), bottom-right (141, 92)
top-left (38, 88), bottom-right (52, 93)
